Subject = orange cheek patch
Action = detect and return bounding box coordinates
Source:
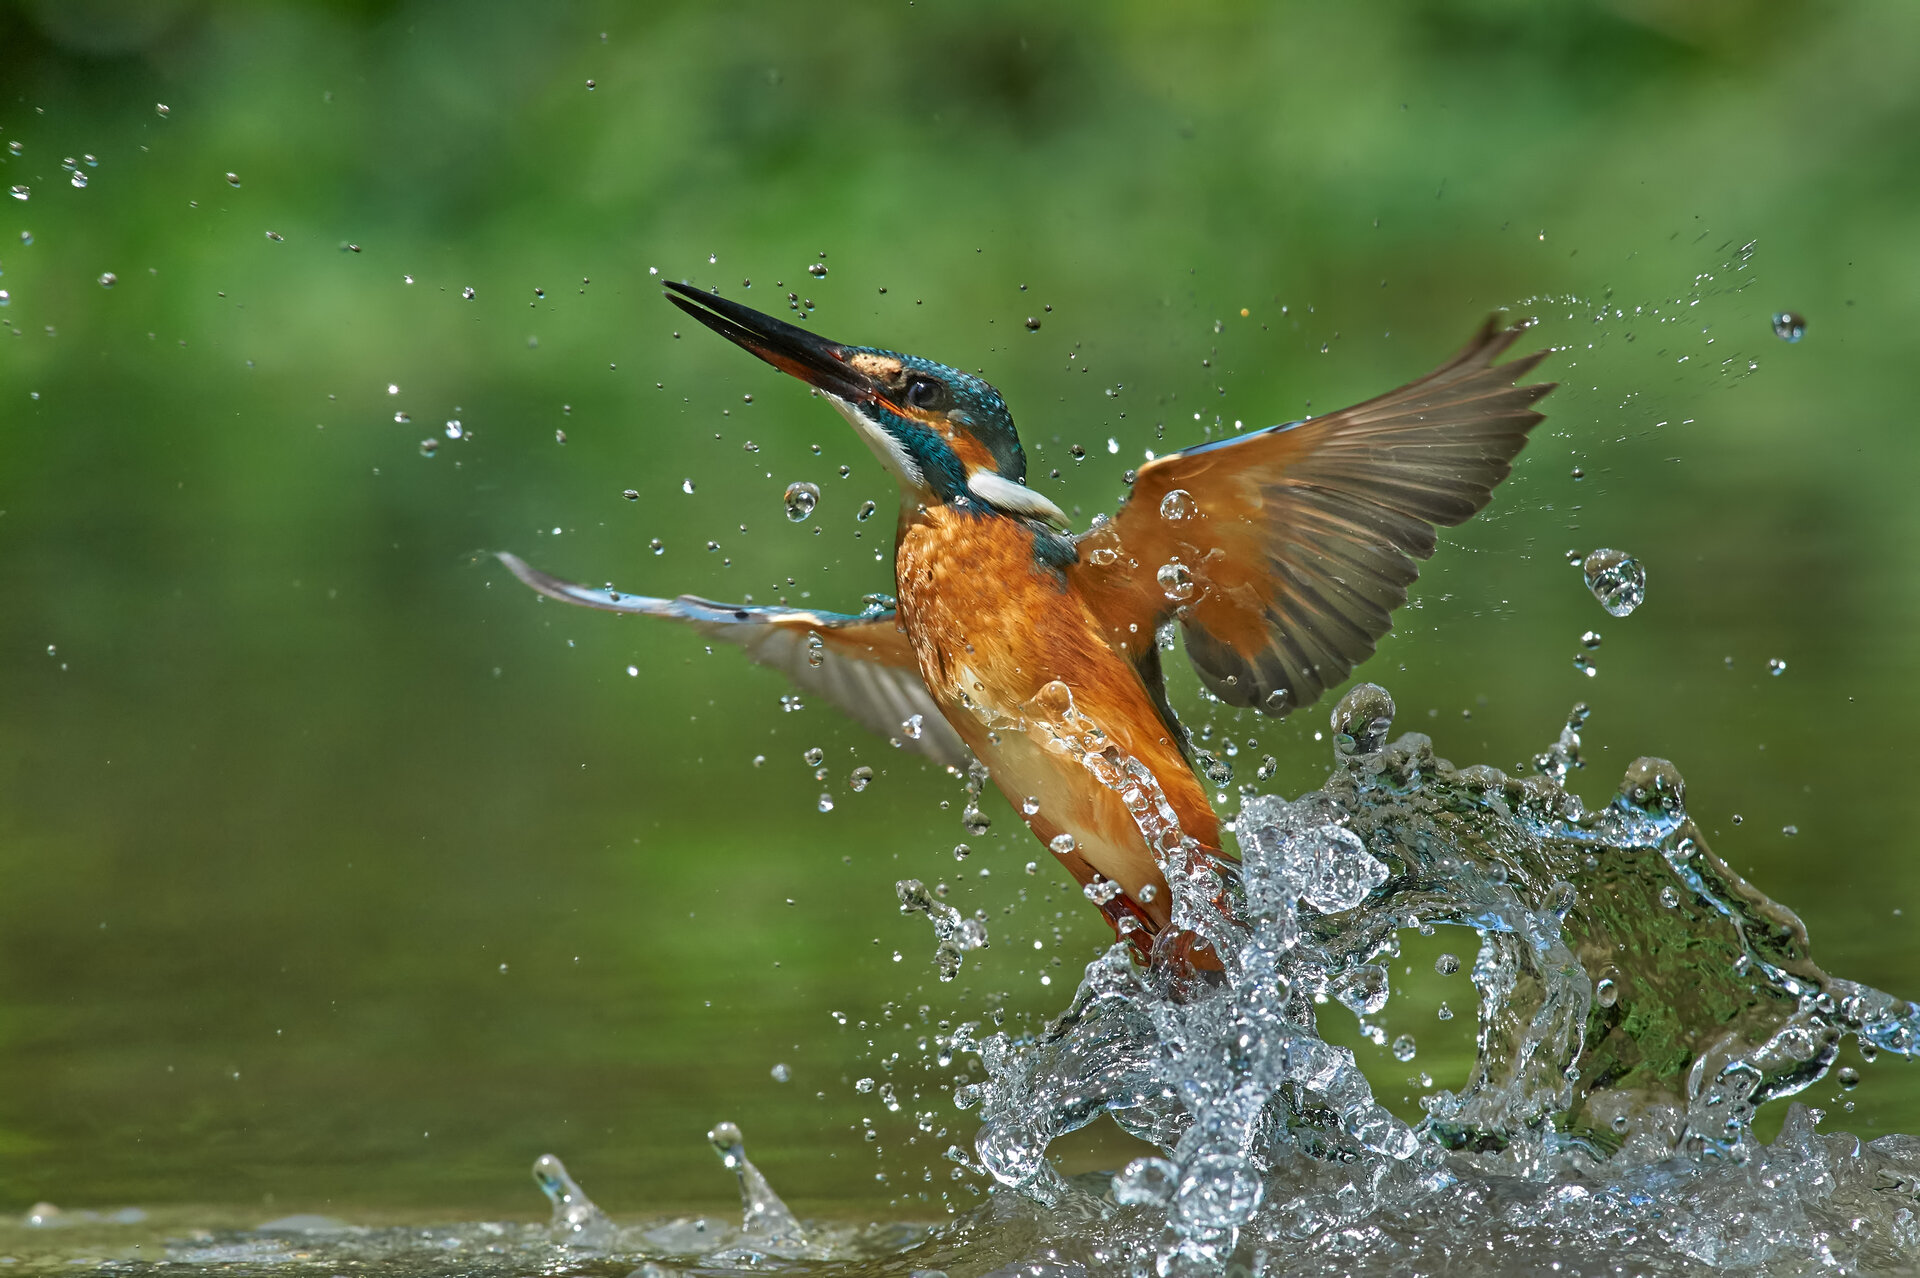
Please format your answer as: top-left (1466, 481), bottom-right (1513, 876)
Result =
top-left (946, 429), bottom-right (997, 474)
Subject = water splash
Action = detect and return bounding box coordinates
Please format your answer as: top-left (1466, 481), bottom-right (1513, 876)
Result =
top-left (947, 683), bottom-right (1920, 1275)
top-left (49, 689), bottom-right (1920, 1277)
top-left (706, 1121), bottom-right (811, 1252)
top-left (897, 877), bottom-right (989, 981)
top-left (532, 1153), bottom-right (615, 1248)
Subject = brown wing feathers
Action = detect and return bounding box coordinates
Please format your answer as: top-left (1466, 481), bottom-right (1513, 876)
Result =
top-left (1074, 317), bottom-right (1554, 716)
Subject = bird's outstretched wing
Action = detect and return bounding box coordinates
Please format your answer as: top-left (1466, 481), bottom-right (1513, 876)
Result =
top-left (1070, 317), bottom-right (1554, 716)
top-left (496, 553), bottom-right (971, 769)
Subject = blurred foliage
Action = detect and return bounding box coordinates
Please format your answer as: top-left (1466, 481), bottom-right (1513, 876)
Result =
top-left (0, 0), bottom-right (1916, 1220)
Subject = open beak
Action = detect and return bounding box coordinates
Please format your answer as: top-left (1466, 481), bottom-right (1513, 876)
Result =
top-left (664, 281), bottom-right (872, 402)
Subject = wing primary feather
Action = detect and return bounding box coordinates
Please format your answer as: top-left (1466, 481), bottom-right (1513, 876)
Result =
top-left (494, 552), bottom-right (971, 768)
top-left (1072, 317), bottom-right (1554, 721)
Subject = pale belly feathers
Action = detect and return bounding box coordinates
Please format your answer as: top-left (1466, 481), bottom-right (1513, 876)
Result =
top-left (893, 507), bottom-right (1220, 932)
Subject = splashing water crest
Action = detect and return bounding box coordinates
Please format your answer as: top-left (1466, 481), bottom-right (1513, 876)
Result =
top-left (937, 682), bottom-right (1920, 1275)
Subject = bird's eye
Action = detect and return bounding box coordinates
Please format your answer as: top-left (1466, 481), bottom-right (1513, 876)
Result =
top-left (905, 378), bottom-right (945, 410)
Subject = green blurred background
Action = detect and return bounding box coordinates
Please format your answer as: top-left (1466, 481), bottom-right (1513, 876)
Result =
top-left (0, 0), bottom-right (1916, 1223)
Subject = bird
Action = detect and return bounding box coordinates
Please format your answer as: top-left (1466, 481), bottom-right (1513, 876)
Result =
top-left (501, 282), bottom-right (1553, 955)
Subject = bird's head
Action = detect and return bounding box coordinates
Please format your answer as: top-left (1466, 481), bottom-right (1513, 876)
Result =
top-left (665, 282), bottom-right (1067, 528)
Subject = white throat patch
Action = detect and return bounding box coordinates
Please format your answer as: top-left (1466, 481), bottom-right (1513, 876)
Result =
top-left (828, 395), bottom-right (923, 488)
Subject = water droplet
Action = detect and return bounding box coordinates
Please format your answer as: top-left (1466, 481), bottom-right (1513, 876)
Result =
top-left (155, 103), bottom-right (170, 117)
top-left (1157, 559), bottom-right (1194, 600)
top-left (445, 420), bottom-right (464, 440)
top-left (1837, 1066), bottom-right (1860, 1089)
top-left (1436, 1001), bottom-right (1454, 1021)
top-left (1159, 488), bottom-right (1197, 521)
top-left (802, 747), bottom-right (825, 767)
top-left (1767, 657), bottom-right (1787, 677)
top-left (622, 488), bottom-right (640, 501)
top-left (838, 464), bottom-right (851, 478)
top-left (1106, 437), bottom-right (1120, 454)
top-left (1581, 630), bottom-right (1603, 649)
top-left (8, 185), bottom-right (27, 201)
top-left (1659, 885), bottom-right (1680, 908)
top-left (1435, 953), bottom-right (1460, 975)
top-left (817, 793), bottom-right (834, 813)
top-left (901, 714), bottom-right (924, 740)
top-left (1570, 466), bottom-right (1584, 480)
top-left (649, 538), bottom-right (664, 555)
top-left (1083, 877), bottom-right (1124, 905)
top-left (1332, 683), bottom-right (1396, 756)
top-left (682, 478), bottom-right (696, 495)
top-left (804, 634), bottom-right (824, 668)
top-left (849, 766), bottom-right (874, 792)
top-left (807, 262), bottom-right (828, 278)
top-left (461, 285), bottom-right (476, 300)
top-left (783, 481), bottom-right (820, 522)
top-left (4, 141), bottom-right (19, 156)
top-left (962, 807), bottom-right (991, 835)
top-left (97, 272), bottom-right (115, 288)
top-left (393, 411), bottom-right (410, 424)
top-left (1391, 1034), bottom-right (1417, 1062)
top-left (554, 429), bottom-right (567, 444)
top-left (1048, 833), bottom-right (1076, 856)
top-left (265, 230), bottom-right (284, 242)
top-left (771, 1063), bottom-right (791, 1082)
top-left (1772, 311), bottom-right (1806, 342)
top-left (854, 1077), bottom-right (875, 1093)
top-left (1024, 316), bottom-right (1042, 331)
top-left (1595, 977), bottom-right (1618, 1008)
top-left (1581, 548), bottom-right (1646, 617)
top-left (69, 171), bottom-right (86, 189)
top-left (1782, 824), bottom-right (1799, 837)
top-left (224, 172), bottom-right (241, 187)
top-left (0, 290), bottom-right (11, 306)
top-left (1112, 1156), bottom-right (1179, 1207)
top-left (856, 499), bottom-right (877, 521)
top-left (417, 438), bottom-right (438, 457)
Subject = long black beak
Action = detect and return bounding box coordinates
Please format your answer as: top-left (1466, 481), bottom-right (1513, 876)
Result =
top-left (663, 281), bottom-right (872, 402)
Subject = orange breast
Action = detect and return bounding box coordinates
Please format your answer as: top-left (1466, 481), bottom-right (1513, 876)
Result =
top-left (893, 505), bottom-right (1221, 932)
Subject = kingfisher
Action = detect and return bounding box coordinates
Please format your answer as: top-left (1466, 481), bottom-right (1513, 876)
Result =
top-left (502, 283), bottom-right (1552, 951)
